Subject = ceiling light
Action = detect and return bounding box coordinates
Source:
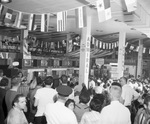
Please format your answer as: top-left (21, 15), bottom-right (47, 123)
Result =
top-left (0, 0), bottom-right (12, 3)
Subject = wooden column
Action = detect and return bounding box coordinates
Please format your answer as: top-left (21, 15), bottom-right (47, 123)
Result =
top-left (66, 34), bottom-right (71, 53)
top-left (137, 39), bottom-right (143, 77)
top-left (117, 32), bottom-right (126, 78)
top-left (20, 30), bottom-right (31, 59)
top-left (78, 8), bottom-right (91, 90)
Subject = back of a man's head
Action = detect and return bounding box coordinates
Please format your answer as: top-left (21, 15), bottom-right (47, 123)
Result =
top-left (110, 82), bottom-right (122, 101)
top-left (44, 76), bottom-right (53, 86)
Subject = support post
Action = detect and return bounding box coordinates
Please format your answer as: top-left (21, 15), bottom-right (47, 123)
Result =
top-left (78, 8), bottom-right (91, 90)
top-left (137, 39), bottom-right (143, 77)
top-left (117, 32), bottom-right (126, 78)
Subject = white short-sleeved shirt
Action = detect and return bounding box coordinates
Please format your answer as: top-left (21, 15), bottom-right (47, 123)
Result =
top-left (80, 110), bottom-right (101, 124)
top-left (122, 84), bottom-right (139, 106)
top-left (34, 87), bottom-right (57, 116)
top-left (100, 101), bottom-right (131, 124)
top-left (44, 101), bottom-right (78, 124)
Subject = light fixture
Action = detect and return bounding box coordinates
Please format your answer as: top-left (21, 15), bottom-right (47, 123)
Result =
top-left (0, 0), bottom-right (12, 3)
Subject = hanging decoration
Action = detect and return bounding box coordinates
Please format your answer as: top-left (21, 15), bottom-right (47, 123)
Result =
top-left (57, 11), bottom-right (67, 32)
top-left (75, 6), bottom-right (87, 28)
top-left (0, 0), bottom-right (112, 32)
top-left (96, 0), bottom-right (112, 23)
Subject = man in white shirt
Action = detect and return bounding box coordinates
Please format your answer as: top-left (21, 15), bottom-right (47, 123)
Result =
top-left (44, 85), bottom-right (78, 124)
top-left (34, 76), bottom-right (57, 124)
top-left (119, 77), bottom-right (139, 107)
top-left (6, 94), bottom-right (31, 124)
top-left (101, 82), bottom-right (131, 124)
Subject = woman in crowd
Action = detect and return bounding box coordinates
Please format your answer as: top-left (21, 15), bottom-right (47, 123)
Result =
top-left (65, 99), bottom-right (76, 111)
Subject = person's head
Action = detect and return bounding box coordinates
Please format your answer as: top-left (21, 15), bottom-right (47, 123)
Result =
top-left (90, 94), bottom-right (105, 112)
top-left (60, 75), bottom-right (68, 84)
top-left (109, 82), bottom-right (122, 101)
top-left (0, 77), bottom-right (9, 87)
top-left (119, 77), bottom-right (127, 86)
top-left (18, 71), bottom-right (23, 78)
top-left (138, 93), bottom-right (148, 105)
top-left (11, 76), bottom-right (21, 87)
top-left (65, 99), bottom-right (75, 111)
top-left (44, 76), bottom-right (53, 86)
top-left (144, 95), bottom-right (150, 113)
top-left (79, 90), bottom-right (90, 104)
top-left (12, 94), bottom-right (27, 110)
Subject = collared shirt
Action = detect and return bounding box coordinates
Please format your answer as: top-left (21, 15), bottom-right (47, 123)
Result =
top-left (7, 107), bottom-right (28, 124)
top-left (122, 84), bottom-right (139, 106)
top-left (34, 87), bottom-right (57, 116)
top-left (80, 110), bottom-right (101, 124)
top-left (74, 103), bottom-right (89, 122)
top-left (44, 101), bottom-right (78, 124)
top-left (100, 101), bottom-right (131, 124)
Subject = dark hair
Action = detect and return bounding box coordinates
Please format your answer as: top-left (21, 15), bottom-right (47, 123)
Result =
top-left (144, 95), bottom-right (150, 106)
top-left (0, 77), bottom-right (9, 86)
top-left (65, 99), bottom-right (75, 108)
top-left (44, 76), bottom-right (53, 85)
top-left (90, 94), bottom-right (105, 112)
top-left (11, 76), bottom-right (21, 86)
top-left (12, 94), bottom-right (25, 106)
top-left (79, 91), bottom-right (90, 104)
top-left (142, 93), bottom-right (148, 99)
top-left (60, 75), bottom-right (68, 84)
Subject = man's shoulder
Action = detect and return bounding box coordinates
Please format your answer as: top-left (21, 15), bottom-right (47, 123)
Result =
top-left (8, 108), bottom-right (20, 116)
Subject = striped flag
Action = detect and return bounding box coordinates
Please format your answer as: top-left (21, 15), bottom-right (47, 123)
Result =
top-left (135, 46), bottom-right (139, 52)
top-left (99, 41), bottom-right (102, 48)
top-left (28, 14), bottom-right (36, 31)
top-left (13, 12), bottom-right (23, 28)
top-left (125, 42), bottom-right (128, 47)
top-left (109, 43), bottom-right (111, 49)
top-left (92, 37), bottom-right (95, 45)
top-left (124, 0), bottom-right (137, 12)
top-left (106, 43), bottom-right (108, 49)
top-left (143, 47), bottom-right (146, 53)
top-left (103, 43), bottom-right (105, 49)
top-left (75, 6), bottom-right (87, 28)
top-left (0, 4), bottom-right (4, 15)
top-left (96, 39), bottom-right (99, 48)
top-left (41, 14), bottom-right (50, 32)
top-left (57, 11), bottom-right (67, 32)
top-left (4, 9), bottom-right (13, 24)
top-left (96, 0), bottom-right (111, 23)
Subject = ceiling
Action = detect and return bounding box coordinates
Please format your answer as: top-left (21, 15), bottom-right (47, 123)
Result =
top-left (0, 0), bottom-right (150, 47)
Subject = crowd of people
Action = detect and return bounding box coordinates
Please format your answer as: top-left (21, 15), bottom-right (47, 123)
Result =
top-left (0, 67), bottom-right (150, 124)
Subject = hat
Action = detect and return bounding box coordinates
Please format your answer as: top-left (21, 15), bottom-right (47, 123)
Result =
top-left (111, 82), bottom-right (122, 88)
top-left (56, 85), bottom-right (72, 97)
